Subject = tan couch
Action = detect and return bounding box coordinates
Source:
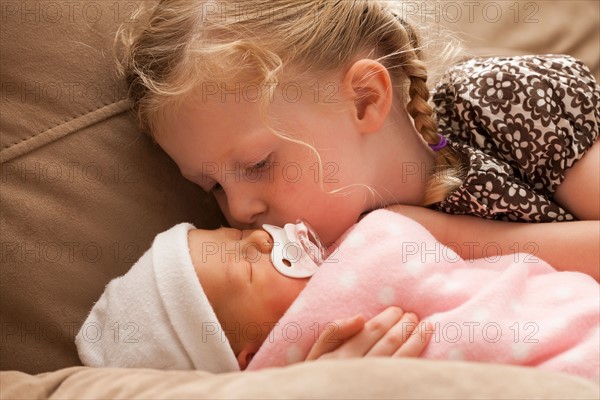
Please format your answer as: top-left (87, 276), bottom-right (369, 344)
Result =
top-left (1, 1), bottom-right (598, 398)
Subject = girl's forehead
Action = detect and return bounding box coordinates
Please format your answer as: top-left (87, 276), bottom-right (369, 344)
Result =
top-left (159, 84), bottom-right (344, 174)
top-left (161, 114), bottom-right (280, 177)
top-left (161, 99), bottom-right (252, 145)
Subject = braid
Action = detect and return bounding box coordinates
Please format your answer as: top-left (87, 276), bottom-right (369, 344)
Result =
top-left (395, 16), bottom-right (465, 204)
top-left (404, 60), bottom-right (439, 145)
top-left (395, 16), bottom-right (439, 146)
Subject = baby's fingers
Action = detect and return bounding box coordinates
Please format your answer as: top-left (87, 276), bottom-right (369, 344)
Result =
top-left (305, 314), bottom-right (365, 361)
top-left (367, 312), bottom-right (419, 356)
top-left (393, 321), bottom-right (434, 358)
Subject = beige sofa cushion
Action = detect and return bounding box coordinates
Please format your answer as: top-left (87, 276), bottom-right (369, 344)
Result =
top-left (0, 1), bottom-right (598, 393)
top-left (439, 0), bottom-right (599, 80)
top-left (2, 360), bottom-right (599, 399)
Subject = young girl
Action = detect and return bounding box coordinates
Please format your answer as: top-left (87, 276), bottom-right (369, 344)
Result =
top-left (118, 0), bottom-right (599, 356)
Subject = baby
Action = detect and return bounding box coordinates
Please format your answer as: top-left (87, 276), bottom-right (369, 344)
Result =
top-left (76, 211), bottom-right (599, 380)
top-left (75, 219), bottom-right (315, 373)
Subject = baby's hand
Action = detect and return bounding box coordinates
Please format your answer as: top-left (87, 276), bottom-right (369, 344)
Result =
top-left (305, 307), bottom-right (433, 360)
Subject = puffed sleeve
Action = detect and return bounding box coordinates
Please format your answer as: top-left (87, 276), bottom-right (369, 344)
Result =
top-left (433, 55), bottom-right (599, 194)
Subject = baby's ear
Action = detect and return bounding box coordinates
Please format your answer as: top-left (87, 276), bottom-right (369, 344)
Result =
top-left (236, 346), bottom-right (256, 370)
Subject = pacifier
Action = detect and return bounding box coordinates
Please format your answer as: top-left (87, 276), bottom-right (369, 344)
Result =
top-left (262, 220), bottom-right (328, 278)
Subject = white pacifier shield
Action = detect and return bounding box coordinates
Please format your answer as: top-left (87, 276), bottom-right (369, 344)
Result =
top-left (262, 223), bottom-right (321, 278)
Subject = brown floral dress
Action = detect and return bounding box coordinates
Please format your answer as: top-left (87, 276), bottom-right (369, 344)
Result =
top-left (432, 55), bottom-right (599, 222)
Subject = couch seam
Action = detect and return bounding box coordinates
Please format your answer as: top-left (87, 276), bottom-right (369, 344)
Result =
top-left (1, 99), bottom-right (129, 151)
top-left (0, 99), bottom-right (132, 164)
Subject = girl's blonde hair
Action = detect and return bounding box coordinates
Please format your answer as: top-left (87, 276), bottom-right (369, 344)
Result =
top-left (117, 0), bottom-right (464, 205)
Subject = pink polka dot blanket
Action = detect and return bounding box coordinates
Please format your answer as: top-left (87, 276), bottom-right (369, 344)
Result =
top-left (247, 210), bottom-right (599, 380)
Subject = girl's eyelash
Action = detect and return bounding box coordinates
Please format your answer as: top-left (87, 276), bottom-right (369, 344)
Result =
top-left (247, 153), bottom-right (273, 173)
top-left (204, 153), bottom-right (273, 192)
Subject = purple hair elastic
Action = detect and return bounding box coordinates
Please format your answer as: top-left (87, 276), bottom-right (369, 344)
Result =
top-left (429, 134), bottom-right (448, 151)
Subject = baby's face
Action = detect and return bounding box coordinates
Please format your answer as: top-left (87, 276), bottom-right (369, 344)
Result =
top-left (187, 226), bottom-right (308, 355)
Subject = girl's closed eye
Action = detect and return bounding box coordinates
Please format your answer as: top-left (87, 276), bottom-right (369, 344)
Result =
top-left (195, 154), bottom-right (274, 193)
top-left (246, 153), bottom-right (273, 174)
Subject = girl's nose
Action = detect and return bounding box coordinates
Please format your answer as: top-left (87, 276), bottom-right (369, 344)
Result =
top-left (225, 185), bottom-right (268, 227)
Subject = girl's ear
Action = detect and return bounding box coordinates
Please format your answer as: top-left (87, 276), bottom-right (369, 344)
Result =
top-left (343, 59), bottom-right (394, 134)
top-left (236, 344), bottom-right (258, 370)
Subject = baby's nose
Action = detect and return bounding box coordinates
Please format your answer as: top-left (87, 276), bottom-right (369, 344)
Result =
top-left (242, 229), bottom-right (273, 254)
